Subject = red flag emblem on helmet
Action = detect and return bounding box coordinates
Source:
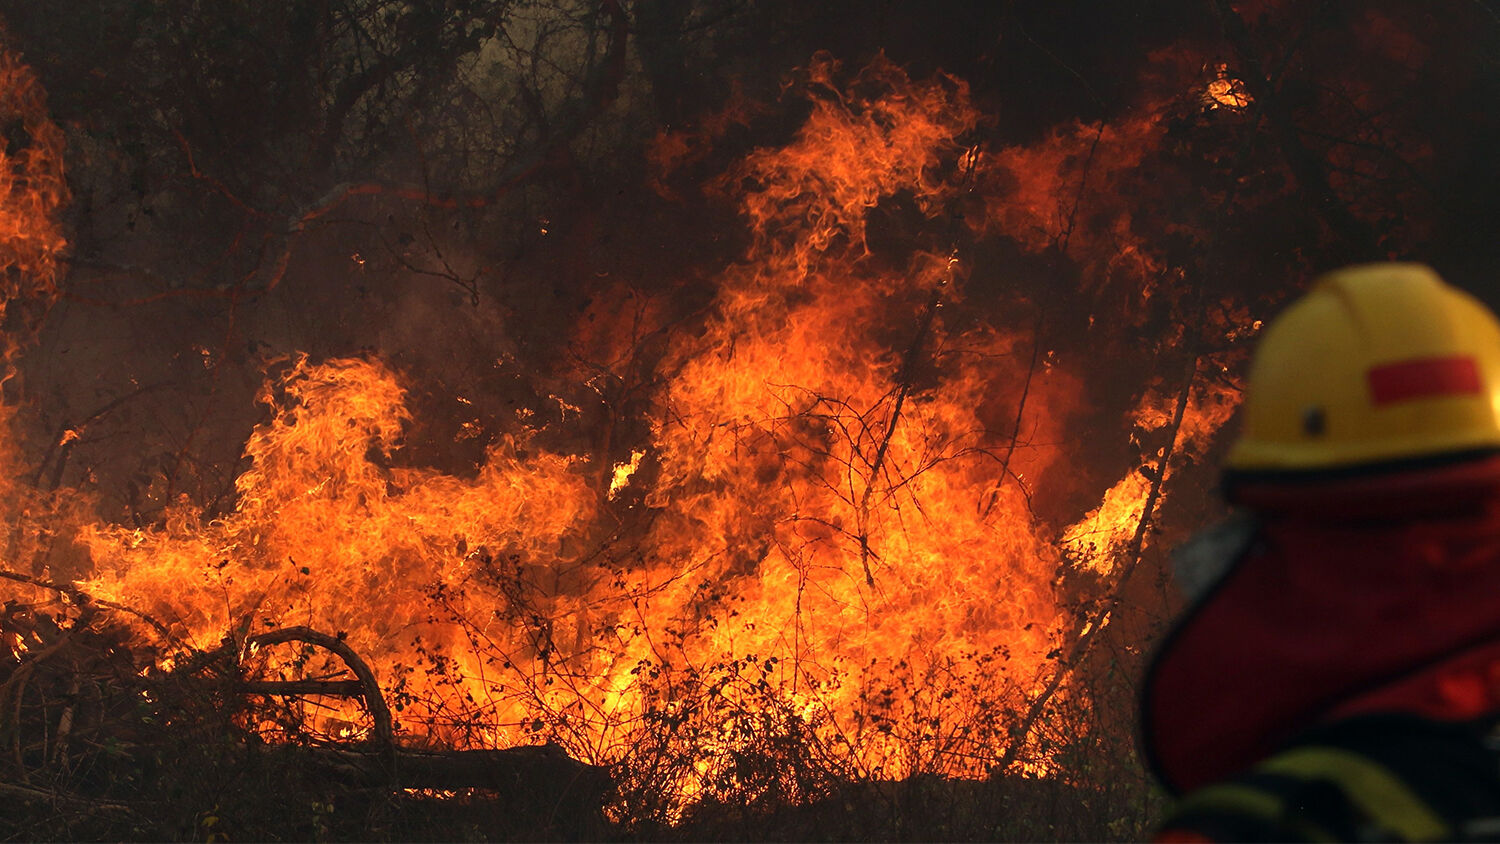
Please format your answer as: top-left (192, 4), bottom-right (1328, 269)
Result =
top-left (1367, 356), bottom-right (1483, 405)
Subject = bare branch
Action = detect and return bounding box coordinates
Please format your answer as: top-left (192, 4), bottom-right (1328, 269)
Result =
top-left (0, 568), bottom-right (180, 649)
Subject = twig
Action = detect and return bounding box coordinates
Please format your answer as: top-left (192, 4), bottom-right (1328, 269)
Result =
top-left (1058, 125), bottom-right (1104, 255)
top-left (24, 379), bottom-right (174, 493)
top-left (173, 129), bottom-right (273, 220)
top-left (0, 780), bottom-right (134, 815)
top-left (980, 329), bottom-right (1042, 519)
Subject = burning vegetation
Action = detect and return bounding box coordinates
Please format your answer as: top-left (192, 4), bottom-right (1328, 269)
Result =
top-left (0, 0), bottom-right (1495, 839)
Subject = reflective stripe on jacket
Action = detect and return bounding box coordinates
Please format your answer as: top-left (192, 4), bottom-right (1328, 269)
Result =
top-left (1156, 715), bottom-right (1500, 842)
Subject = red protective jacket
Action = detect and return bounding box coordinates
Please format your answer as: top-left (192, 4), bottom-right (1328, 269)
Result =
top-left (1142, 455), bottom-right (1500, 796)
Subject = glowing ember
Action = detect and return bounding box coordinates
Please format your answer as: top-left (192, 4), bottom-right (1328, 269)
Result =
top-left (1205, 64), bottom-right (1252, 110)
top-left (607, 450), bottom-right (646, 500)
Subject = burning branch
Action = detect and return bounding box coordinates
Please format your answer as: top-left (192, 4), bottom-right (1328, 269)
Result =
top-left (999, 351), bottom-right (1199, 773)
top-left (0, 568), bottom-right (179, 649)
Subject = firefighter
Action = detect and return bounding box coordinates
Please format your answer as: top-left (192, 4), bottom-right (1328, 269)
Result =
top-left (1141, 263), bottom-right (1500, 841)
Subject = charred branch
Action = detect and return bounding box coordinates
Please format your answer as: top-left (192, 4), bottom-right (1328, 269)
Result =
top-left (999, 351), bottom-right (1199, 773)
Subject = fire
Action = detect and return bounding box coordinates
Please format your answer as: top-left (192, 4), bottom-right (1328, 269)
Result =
top-left (80, 55), bottom-right (1080, 780)
top-left (1064, 380), bottom-right (1238, 577)
top-left (608, 450), bottom-right (646, 500)
top-left (2, 45), bottom-right (1244, 811)
top-left (1205, 64), bottom-right (1252, 110)
top-left (82, 354), bottom-right (598, 742)
top-left (634, 55), bottom-right (1082, 777)
top-left (0, 51), bottom-right (67, 329)
top-left (0, 50), bottom-right (69, 584)
top-left (1064, 471), bottom-right (1153, 577)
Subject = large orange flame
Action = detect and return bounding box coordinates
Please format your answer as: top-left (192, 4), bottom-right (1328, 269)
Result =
top-left (0, 48), bottom-right (1240, 810)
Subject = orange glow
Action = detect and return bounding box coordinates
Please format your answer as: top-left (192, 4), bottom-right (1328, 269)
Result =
top-left (0, 53), bottom-right (67, 329)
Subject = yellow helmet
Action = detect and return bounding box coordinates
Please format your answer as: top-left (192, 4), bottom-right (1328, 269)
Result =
top-left (1225, 263), bottom-right (1500, 474)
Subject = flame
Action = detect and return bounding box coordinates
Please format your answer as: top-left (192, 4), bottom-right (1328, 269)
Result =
top-left (0, 52), bottom-right (67, 332)
top-left (1064, 471), bottom-right (1153, 577)
top-left (0, 51), bottom-right (70, 584)
top-left (0, 47), bottom-right (1247, 810)
top-left (634, 55), bottom-right (1081, 780)
top-left (82, 354), bottom-right (598, 742)
top-left (1070, 356), bottom-right (1243, 578)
